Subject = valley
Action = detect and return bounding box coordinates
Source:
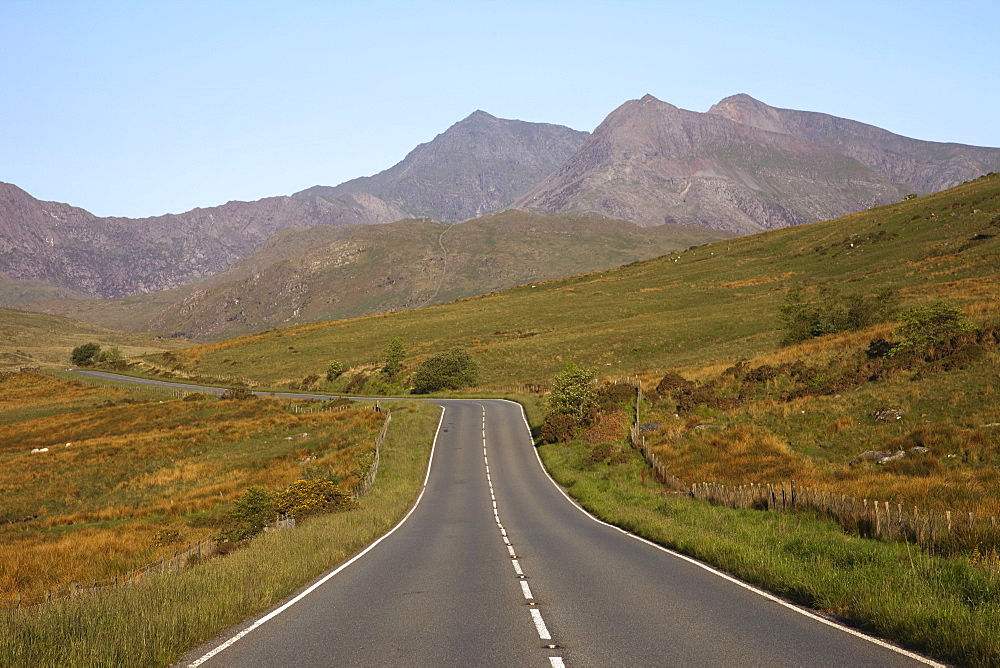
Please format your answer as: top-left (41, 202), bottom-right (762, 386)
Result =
top-left (3, 95), bottom-right (1000, 666)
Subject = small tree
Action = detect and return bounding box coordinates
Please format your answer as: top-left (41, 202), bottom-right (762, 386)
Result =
top-left (382, 337), bottom-right (406, 376)
top-left (412, 349), bottom-right (478, 394)
top-left (326, 360), bottom-right (346, 381)
top-left (548, 362), bottom-right (597, 420)
top-left (70, 342), bottom-right (101, 366)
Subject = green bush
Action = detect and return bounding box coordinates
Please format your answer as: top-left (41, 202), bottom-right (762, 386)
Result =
top-left (221, 487), bottom-right (275, 542)
top-left (97, 346), bottom-right (123, 364)
top-left (411, 349), bottom-right (478, 394)
top-left (70, 342), bottom-right (101, 366)
top-left (548, 362), bottom-right (597, 420)
top-left (326, 360), bottom-right (346, 381)
top-left (780, 287), bottom-right (899, 345)
top-left (892, 301), bottom-right (977, 353)
top-left (382, 337), bottom-right (406, 376)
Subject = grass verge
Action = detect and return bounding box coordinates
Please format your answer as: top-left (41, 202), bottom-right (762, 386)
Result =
top-left (538, 437), bottom-right (1000, 666)
top-left (0, 402), bottom-right (440, 666)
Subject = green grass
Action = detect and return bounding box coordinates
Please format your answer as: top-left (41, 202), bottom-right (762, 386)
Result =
top-left (539, 435), bottom-right (1000, 666)
top-left (0, 401), bottom-right (440, 666)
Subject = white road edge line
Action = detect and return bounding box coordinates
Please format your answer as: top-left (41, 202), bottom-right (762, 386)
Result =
top-left (188, 406), bottom-right (448, 667)
top-left (497, 399), bottom-right (943, 668)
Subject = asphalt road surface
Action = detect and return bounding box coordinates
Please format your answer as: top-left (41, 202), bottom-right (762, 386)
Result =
top-left (68, 371), bottom-right (935, 666)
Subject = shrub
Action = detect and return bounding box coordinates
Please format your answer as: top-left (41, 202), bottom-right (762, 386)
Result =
top-left (595, 383), bottom-right (637, 412)
top-left (382, 337), bottom-right (406, 376)
top-left (540, 412), bottom-right (581, 444)
top-left (273, 479), bottom-right (356, 518)
top-left (221, 487), bottom-right (275, 542)
top-left (326, 360), bottom-right (346, 381)
top-left (780, 287), bottom-right (899, 345)
top-left (548, 362), bottom-right (597, 420)
top-left (411, 349), bottom-right (478, 394)
top-left (892, 301), bottom-right (977, 354)
top-left (220, 387), bottom-right (257, 400)
top-left (70, 342), bottom-right (101, 366)
top-left (344, 373), bottom-right (369, 395)
top-left (97, 346), bottom-right (123, 364)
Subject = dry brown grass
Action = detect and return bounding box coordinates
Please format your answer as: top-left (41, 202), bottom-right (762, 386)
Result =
top-left (0, 373), bottom-right (384, 600)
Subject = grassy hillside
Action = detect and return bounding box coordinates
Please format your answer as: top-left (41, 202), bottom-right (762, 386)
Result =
top-left (29, 211), bottom-right (726, 341)
top-left (149, 173), bottom-right (1000, 389)
top-left (0, 307), bottom-right (185, 370)
top-left (0, 372), bottom-right (384, 601)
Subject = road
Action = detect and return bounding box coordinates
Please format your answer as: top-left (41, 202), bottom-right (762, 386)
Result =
top-left (68, 370), bottom-right (934, 666)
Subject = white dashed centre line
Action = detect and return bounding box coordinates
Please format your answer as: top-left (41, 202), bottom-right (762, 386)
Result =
top-left (530, 608), bottom-right (552, 640)
top-left (480, 405), bottom-right (563, 663)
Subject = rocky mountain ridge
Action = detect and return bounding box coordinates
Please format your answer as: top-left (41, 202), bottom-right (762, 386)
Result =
top-left (515, 94), bottom-right (1000, 233)
top-left (0, 182), bottom-right (405, 299)
top-left (295, 110), bottom-right (590, 223)
top-left (5, 94), bottom-right (1000, 305)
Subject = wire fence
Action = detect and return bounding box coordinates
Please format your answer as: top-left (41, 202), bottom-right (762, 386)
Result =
top-left (626, 383), bottom-right (1000, 554)
top-left (351, 409), bottom-right (390, 499)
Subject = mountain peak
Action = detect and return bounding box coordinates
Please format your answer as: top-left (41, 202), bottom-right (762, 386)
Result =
top-left (708, 94), bottom-right (787, 135)
top-left (464, 109), bottom-right (498, 122)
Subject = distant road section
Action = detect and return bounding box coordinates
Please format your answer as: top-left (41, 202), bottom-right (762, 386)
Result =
top-left (67, 370), bottom-right (935, 666)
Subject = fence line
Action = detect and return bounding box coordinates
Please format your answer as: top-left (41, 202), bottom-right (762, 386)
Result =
top-left (352, 409), bottom-right (390, 499)
top-left (464, 383), bottom-right (550, 395)
top-left (625, 383), bottom-right (1000, 553)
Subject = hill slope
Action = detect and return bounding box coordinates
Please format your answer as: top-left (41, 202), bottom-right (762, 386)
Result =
top-left (31, 211), bottom-right (726, 340)
top-left (0, 307), bottom-right (185, 369)
top-left (295, 111), bottom-right (589, 223)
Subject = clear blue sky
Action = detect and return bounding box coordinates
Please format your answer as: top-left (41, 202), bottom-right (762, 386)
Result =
top-left (3, 0), bottom-right (998, 218)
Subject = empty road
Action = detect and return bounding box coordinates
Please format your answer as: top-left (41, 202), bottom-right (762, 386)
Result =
top-left (69, 371), bottom-right (934, 666)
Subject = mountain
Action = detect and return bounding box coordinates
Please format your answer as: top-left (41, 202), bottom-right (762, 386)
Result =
top-left (31, 211), bottom-right (727, 340)
top-left (155, 172), bottom-right (1000, 387)
top-left (708, 94), bottom-right (1000, 194)
top-left (515, 94), bottom-right (1000, 234)
top-left (0, 182), bottom-right (406, 299)
top-left (295, 111), bottom-right (590, 223)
